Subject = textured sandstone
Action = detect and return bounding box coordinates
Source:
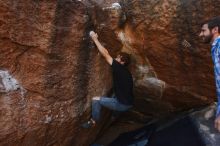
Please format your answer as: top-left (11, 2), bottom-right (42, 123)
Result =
top-left (0, 0), bottom-right (219, 145)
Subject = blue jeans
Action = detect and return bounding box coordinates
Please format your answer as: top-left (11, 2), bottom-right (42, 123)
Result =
top-left (92, 96), bottom-right (132, 122)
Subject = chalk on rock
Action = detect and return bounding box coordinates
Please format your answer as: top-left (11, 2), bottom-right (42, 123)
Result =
top-left (112, 3), bottom-right (121, 9)
top-left (102, 3), bottom-right (121, 10)
top-left (0, 70), bottom-right (20, 92)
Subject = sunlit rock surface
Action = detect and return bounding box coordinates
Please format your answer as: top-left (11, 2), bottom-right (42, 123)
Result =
top-left (0, 0), bottom-right (219, 145)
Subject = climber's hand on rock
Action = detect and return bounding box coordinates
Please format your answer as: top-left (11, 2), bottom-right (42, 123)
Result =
top-left (89, 31), bottom-right (98, 41)
top-left (215, 115), bottom-right (220, 132)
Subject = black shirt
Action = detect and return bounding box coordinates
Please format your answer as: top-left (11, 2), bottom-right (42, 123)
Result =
top-left (112, 59), bottom-right (134, 105)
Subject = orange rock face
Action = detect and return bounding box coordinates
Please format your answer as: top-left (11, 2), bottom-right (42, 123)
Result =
top-left (0, 0), bottom-right (219, 145)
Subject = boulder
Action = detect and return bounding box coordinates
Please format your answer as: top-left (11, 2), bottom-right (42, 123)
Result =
top-left (0, 0), bottom-right (219, 145)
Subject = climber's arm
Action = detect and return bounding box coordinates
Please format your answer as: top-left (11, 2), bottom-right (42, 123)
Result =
top-left (90, 31), bottom-right (113, 65)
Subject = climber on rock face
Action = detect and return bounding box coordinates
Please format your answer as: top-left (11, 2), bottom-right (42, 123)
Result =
top-left (81, 31), bottom-right (134, 128)
top-left (199, 16), bottom-right (220, 132)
